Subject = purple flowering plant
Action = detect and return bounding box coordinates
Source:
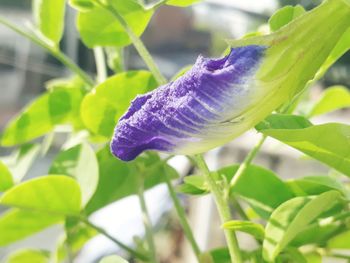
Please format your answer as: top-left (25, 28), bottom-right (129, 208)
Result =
top-left (1, 0), bottom-right (350, 262)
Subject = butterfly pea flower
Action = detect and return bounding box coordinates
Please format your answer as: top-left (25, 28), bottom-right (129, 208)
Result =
top-left (111, 0), bottom-right (350, 161)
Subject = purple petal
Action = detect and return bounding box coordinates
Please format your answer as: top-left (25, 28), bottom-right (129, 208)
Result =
top-left (111, 46), bottom-right (266, 161)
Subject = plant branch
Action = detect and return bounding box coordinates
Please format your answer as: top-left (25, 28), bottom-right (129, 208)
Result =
top-left (0, 17), bottom-right (94, 87)
top-left (163, 167), bottom-right (201, 261)
top-left (194, 154), bottom-right (243, 263)
top-left (80, 218), bottom-right (149, 261)
top-left (137, 167), bottom-right (159, 263)
top-left (93, 47), bottom-right (108, 83)
top-left (100, 1), bottom-right (167, 85)
top-left (230, 135), bottom-right (267, 187)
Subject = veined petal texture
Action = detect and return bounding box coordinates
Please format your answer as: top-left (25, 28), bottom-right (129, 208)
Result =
top-left (111, 46), bottom-right (267, 161)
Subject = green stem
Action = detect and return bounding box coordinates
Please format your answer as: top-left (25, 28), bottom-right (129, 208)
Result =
top-left (101, 1), bottom-right (167, 85)
top-left (0, 17), bottom-right (94, 87)
top-left (80, 218), bottom-right (149, 261)
top-left (194, 154), bottom-right (243, 263)
top-left (230, 135), bottom-right (267, 187)
top-left (93, 47), bottom-right (108, 83)
top-left (137, 171), bottom-right (159, 263)
top-left (163, 167), bottom-right (202, 261)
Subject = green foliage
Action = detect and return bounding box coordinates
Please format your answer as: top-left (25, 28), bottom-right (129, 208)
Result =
top-left (257, 114), bottom-right (350, 177)
top-left (86, 148), bottom-right (178, 214)
top-left (77, 0), bottom-right (153, 47)
top-left (49, 143), bottom-right (99, 206)
top-left (307, 86), bottom-right (350, 117)
top-left (5, 249), bottom-right (50, 263)
top-left (1, 143), bottom-right (41, 183)
top-left (268, 5), bottom-right (305, 32)
top-left (327, 230), bottom-right (350, 249)
top-left (0, 209), bottom-right (62, 246)
top-left (0, 160), bottom-right (14, 191)
top-left (1, 0), bottom-right (350, 261)
top-left (81, 71), bottom-right (157, 138)
top-left (262, 191), bottom-right (341, 261)
top-left (32, 0), bottom-right (66, 45)
top-left (222, 221), bottom-right (265, 240)
top-left (0, 176), bottom-right (81, 215)
top-left (1, 87), bottom-right (84, 146)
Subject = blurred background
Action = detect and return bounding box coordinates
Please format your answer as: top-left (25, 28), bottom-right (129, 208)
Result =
top-left (0, 0), bottom-right (349, 262)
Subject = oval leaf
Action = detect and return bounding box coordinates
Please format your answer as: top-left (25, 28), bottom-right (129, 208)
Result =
top-left (0, 176), bottom-right (81, 215)
top-left (1, 87), bottom-right (84, 146)
top-left (263, 191), bottom-right (341, 261)
top-left (257, 114), bottom-right (350, 177)
top-left (49, 143), bottom-right (99, 206)
top-left (77, 1), bottom-right (153, 47)
top-left (32, 0), bottom-right (66, 45)
top-left (0, 209), bottom-right (62, 246)
top-left (81, 71), bottom-right (157, 138)
top-left (269, 5), bottom-right (306, 32)
top-left (308, 86), bottom-right (350, 117)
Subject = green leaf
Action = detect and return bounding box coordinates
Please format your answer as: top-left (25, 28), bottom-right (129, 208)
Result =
top-left (5, 249), bottom-right (50, 263)
top-left (257, 114), bottom-right (350, 177)
top-left (327, 229), bottom-right (350, 249)
top-left (69, 0), bottom-right (95, 12)
top-left (1, 87), bottom-right (84, 146)
top-left (53, 218), bottom-right (97, 262)
top-left (1, 143), bottom-right (41, 183)
top-left (263, 191), bottom-right (341, 261)
top-left (304, 252), bottom-right (322, 263)
top-left (307, 86), bottom-right (350, 117)
top-left (85, 148), bottom-right (178, 214)
top-left (177, 165), bottom-right (294, 218)
top-left (0, 209), bottom-right (62, 246)
top-left (81, 71), bottom-right (157, 138)
top-left (0, 176), bottom-right (81, 215)
top-left (269, 5), bottom-right (306, 32)
top-left (99, 255), bottom-right (129, 263)
top-left (287, 175), bottom-right (348, 197)
top-left (77, 1), bottom-right (153, 47)
top-left (49, 143), bottom-right (99, 206)
top-left (32, 0), bottom-right (66, 45)
top-left (105, 47), bottom-right (125, 73)
top-left (0, 160), bottom-right (14, 192)
top-left (166, 0), bottom-right (201, 7)
top-left (222, 220), bottom-right (265, 240)
top-left (222, 165), bottom-right (294, 219)
top-left (317, 28), bottom-right (350, 78)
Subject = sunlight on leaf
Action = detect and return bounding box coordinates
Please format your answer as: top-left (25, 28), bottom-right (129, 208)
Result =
top-left (307, 86), bottom-right (350, 117)
top-left (0, 176), bottom-right (82, 215)
top-left (269, 5), bottom-right (305, 32)
top-left (263, 191), bottom-right (341, 261)
top-left (77, 0), bottom-right (153, 47)
top-left (0, 160), bottom-right (14, 191)
top-left (32, 0), bottom-right (65, 45)
top-left (5, 249), bottom-right (50, 263)
top-left (1, 87), bottom-right (84, 147)
top-left (0, 209), bottom-right (62, 246)
top-left (257, 114), bottom-right (350, 177)
top-left (49, 143), bottom-right (99, 206)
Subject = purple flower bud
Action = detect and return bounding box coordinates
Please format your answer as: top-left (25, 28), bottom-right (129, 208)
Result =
top-left (111, 46), bottom-right (266, 161)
